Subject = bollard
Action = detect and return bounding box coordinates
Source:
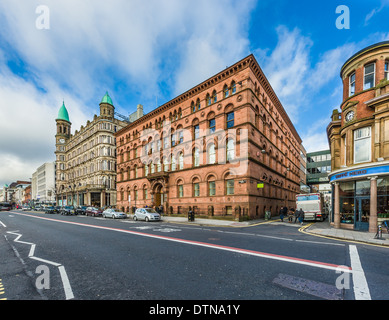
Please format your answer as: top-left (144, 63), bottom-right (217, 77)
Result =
top-left (375, 224), bottom-right (382, 239)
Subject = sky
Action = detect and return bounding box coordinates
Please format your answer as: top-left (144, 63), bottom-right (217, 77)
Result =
top-left (0, 0), bottom-right (388, 186)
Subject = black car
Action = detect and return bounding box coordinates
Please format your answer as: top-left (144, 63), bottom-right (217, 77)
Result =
top-left (75, 206), bottom-right (87, 215)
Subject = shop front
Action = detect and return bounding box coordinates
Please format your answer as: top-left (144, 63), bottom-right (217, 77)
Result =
top-left (329, 163), bottom-right (389, 232)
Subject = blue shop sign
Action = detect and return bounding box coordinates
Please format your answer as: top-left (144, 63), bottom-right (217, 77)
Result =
top-left (329, 165), bottom-right (389, 182)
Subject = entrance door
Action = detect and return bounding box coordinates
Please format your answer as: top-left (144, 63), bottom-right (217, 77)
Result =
top-left (153, 184), bottom-right (163, 207)
top-left (355, 197), bottom-right (370, 231)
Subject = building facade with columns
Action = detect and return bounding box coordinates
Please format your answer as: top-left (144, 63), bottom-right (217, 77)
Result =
top-left (115, 54), bottom-right (303, 220)
top-left (55, 93), bottom-right (133, 207)
top-left (327, 41), bottom-right (389, 232)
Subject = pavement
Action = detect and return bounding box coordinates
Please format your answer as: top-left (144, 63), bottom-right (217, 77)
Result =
top-left (161, 215), bottom-right (389, 247)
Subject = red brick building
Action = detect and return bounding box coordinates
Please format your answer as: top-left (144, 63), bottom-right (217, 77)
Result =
top-left (115, 54), bottom-right (302, 220)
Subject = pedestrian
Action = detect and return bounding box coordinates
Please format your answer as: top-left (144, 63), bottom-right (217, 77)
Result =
top-left (298, 208), bottom-right (304, 225)
top-left (279, 206), bottom-right (284, 222)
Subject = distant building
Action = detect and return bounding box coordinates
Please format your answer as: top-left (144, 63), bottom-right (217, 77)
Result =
top-left (306, 150), bottom-right (331, 193)
top-left (31, 162), bottom-right (55, 204)
top-left (327, 41), bottom-right (389, 232)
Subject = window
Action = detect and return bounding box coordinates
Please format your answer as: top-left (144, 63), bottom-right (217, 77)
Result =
top-left (134, 165), bottom-right (138, 178)
top-left (226, 139), bottom-right (235, 161)
top-left (193, 148), bottom-right (200, 167)
top-left (231, 81), bottom-right (236, 94)
top-left (226, 112), bottom-right (234, 128)
top-left (164, 157), bottom-right (169, 172)
top-left (178, 184), bottom-right (184, 198)
top-left (144, 188), bottom-right (148, 200)
top-left (179, 153), bottom-right (184, 170)
top-left (209, 118), bottom-right (215, 134)
top-left (349, 72), bottom-right (356, 96)
top-left (207, 93), bottom-right (212, 106)
top-left (178, 130), bottom-right (184, 144)
top-left (385, 61), bottom-right (389, 80)
top-left (145, 163), bottom-right (149, 176)
top-left (134, 187), bottom-right (138, 201)
top-left (354, 127), bottom-right (371, 164)
top-left (157, 158), bottom-right (162, 172)
top-left (226, 179), bottom-right (234, 195)
top-left (171, 154), bottom-right (176, 171)
top-left (208, 144), bottom-right (216, 164)
top-left (364, 63), bottom-right (375, 90)
top-left (194, 124), bottom-right (200, 139)
top-left (212, 90), bottom-right (217, 104)
top-left (193, 183), bottom-right (200, 197)
top-left (224, 85), bottom-right (229, 98)
top-left (209, 181), bottom-right (216, 196)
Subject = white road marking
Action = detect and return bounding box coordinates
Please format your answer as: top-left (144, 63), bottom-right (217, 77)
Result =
top-left (0, 220), bottom-right (6, 227)
top-left (349, 245), bottom-right (371, 300)
top-left (6, 231), bottom-right (74, 300)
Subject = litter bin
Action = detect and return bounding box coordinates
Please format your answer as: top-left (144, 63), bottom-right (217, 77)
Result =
top-left (188, 210), bottom-right (195, 222)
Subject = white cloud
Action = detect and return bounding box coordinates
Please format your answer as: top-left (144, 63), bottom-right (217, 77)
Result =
top-left (0, 0), bottom-right (257, 186)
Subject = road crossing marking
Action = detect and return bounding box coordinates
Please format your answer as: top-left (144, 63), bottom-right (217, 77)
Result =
top-left (349, 245), bottom-right (371, 300)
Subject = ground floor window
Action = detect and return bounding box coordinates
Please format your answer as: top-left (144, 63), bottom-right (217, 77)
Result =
top-left (378, 177), bottom-right (389, 218)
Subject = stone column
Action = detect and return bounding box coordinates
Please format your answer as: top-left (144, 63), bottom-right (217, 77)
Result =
top-left (369, 176), bottom-right (378, 233)
top-left (334, 182), bottom-right (340, 229)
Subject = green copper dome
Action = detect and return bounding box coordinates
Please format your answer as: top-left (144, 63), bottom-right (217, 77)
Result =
top-left (101, 92), bottom-right (113, 106)
top-left (57, 101), bottom-right (70, 122)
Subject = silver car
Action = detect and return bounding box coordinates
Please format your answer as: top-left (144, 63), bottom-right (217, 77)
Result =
top-left (134, 208), bottom-right (161, 222)
top-left (102, 208), bottom-right (127, 219)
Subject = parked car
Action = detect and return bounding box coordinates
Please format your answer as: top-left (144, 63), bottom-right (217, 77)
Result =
top-left (0, 203), bottom-right (12, 211)
top-left (54, 206), bottom-right (62, 214)
top-left (86, 207), bottom-right (102, 217)
top-left (76, 206), bottom-right (87, 215)
top-left (102, 208), bottom-right (127, 219)
top-left (34, 206), bottom-right (44, 211)
top-left (133, 208), bottom-right (161, 222)
top-left (61, 206), bottom-right (76, 215)
top-left (44, 206), bottom-right (56, 214)
top-left (22, 206), bottom-right (29, 211)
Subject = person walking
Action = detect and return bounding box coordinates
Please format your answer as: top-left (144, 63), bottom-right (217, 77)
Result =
top-left (294, 208), bottom-right (299, 223)
top-left (279, 206), bottom-right (285, 222)
top-left (288, 207), bottom-right (294, 223)
top-left (298, 208), bottom-right (304, 225)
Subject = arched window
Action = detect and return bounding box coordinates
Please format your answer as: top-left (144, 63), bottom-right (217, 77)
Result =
top-left (212, 90), bottom-right (217, 104)
top-left (145, 163), bottom-right (149, 176)
top-left (208, 143), bottom-right (216, 164)
top-left (157, 158), bottom-right (162, 172)
top-left (171, 154), bottom-right (176, 171)
top-left (134, 165), bottom-right (138, 178)
top-left (226, 139), bottom-right (235, 161)
top-left (179, 152), bottom-right (184, 170)
top-left (224, 85), bottom-right (229, 98)
top-left (231, 81), bottom-right (236, 94)
top-left (193, 148), bottom-right (200, 167)
top-left (193, 178), bottom-right (200, 197)
top-left (206, 93), bottom-right (211, 106)
top-left (163, 157), bottom-right (169, 172)
top-left (143, 186), bottom-right (148, 200)
top-left (225, 175), bottom-right (234, 195)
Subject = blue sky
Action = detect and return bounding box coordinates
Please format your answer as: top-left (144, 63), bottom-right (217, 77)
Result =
top-left (0, 0), bottom-right (388, 186)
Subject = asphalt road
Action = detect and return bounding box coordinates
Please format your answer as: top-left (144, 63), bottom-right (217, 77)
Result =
top-left (1, 210), bottom-right (388, 304)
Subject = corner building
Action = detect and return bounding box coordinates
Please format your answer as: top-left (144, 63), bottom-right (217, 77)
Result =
top-left (115, 55), bottom-right (302, 220)
top-left (327, 41), bottom-right (389, 232)
top-left (55, 93), bottom-right (129, 207)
